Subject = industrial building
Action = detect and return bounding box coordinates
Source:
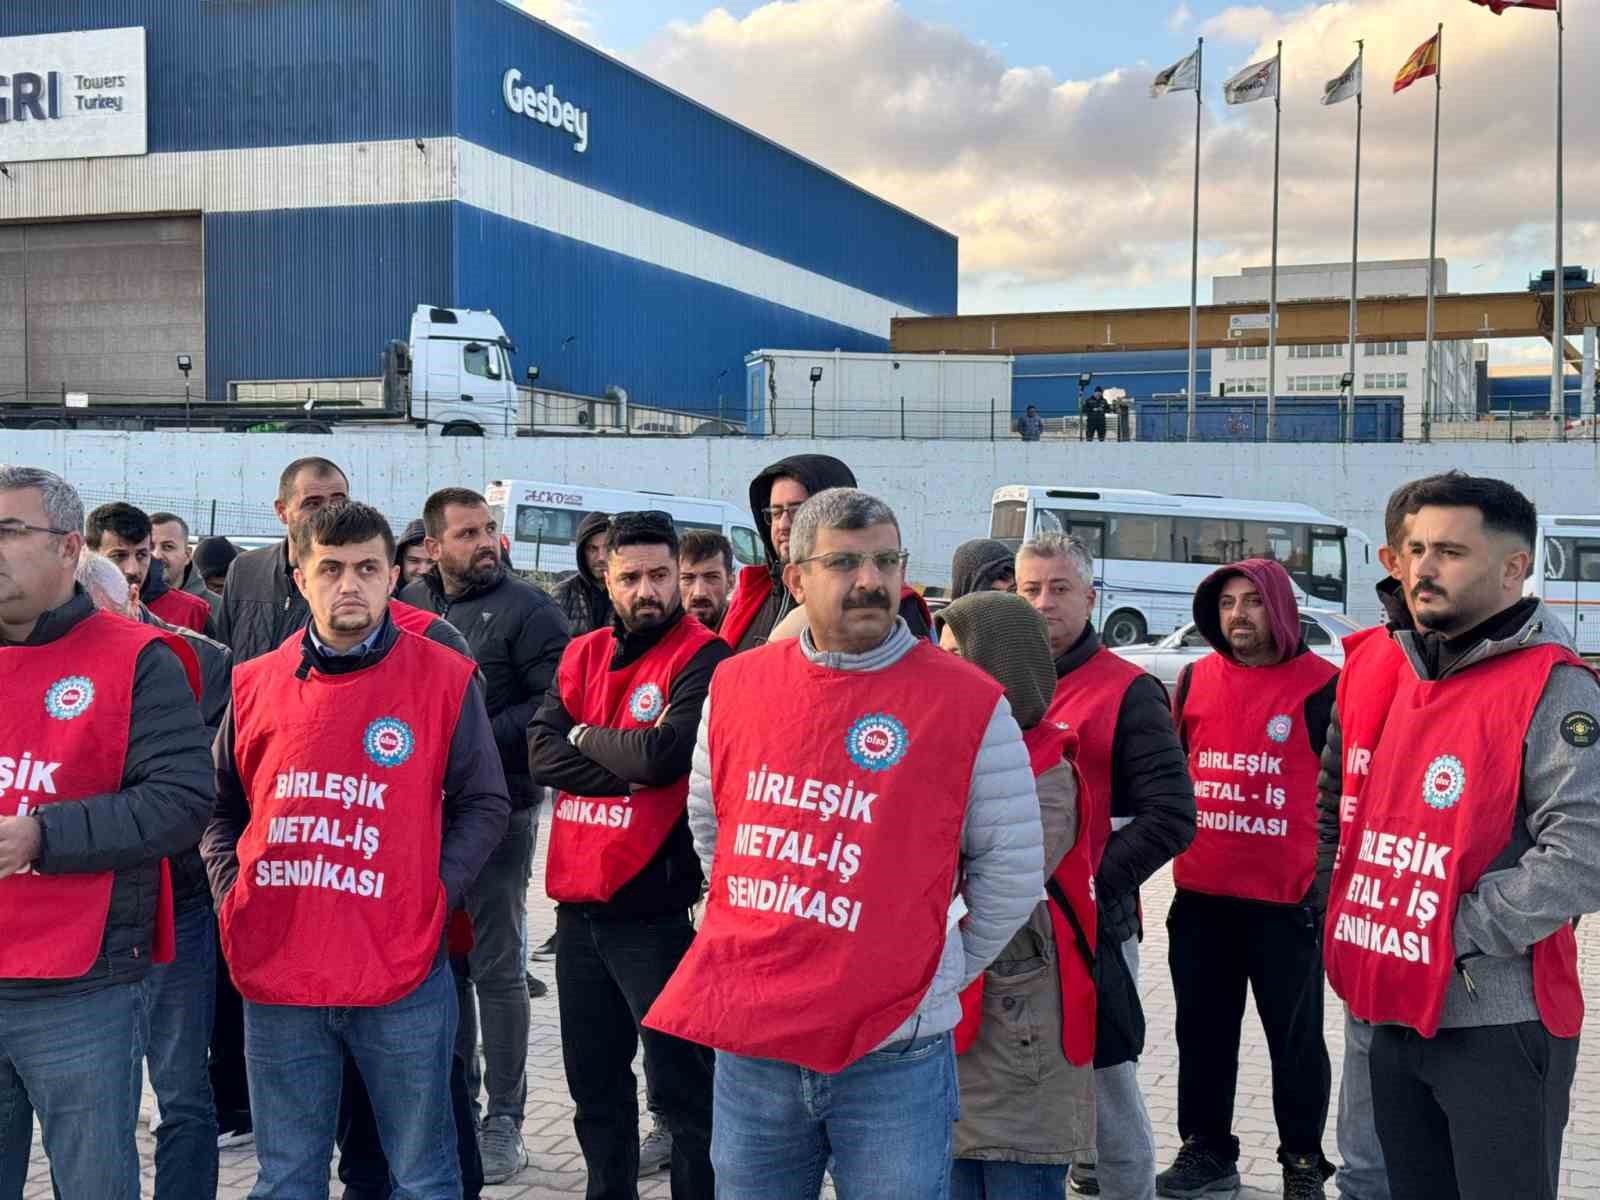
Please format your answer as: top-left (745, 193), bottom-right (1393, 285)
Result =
top-left (0, 2), bottom-right (955, 416)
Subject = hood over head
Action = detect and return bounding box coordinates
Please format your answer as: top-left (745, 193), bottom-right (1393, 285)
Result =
top-left (1193, 557), bottom-right (1301, 664)
top-left (949, 538), bottom-right (1015, 600)
top-left (192, 536), bottom-right (239, 580)
top-left (936, 591), bottom-right (1056, 729)
top-left (748, 454), bottom-right (857, 565)
top-left (573, 510), bottom-right (612, 587)
top-left (395, 518), bottom-right (427, 563)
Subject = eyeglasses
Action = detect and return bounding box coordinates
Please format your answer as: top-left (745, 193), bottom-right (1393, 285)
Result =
top-left (792, 549), bottom-right (909, 575)
top-left (0, 521), bottom-right (71, 542)
top-left (761, 502), bottom-right (806, 523)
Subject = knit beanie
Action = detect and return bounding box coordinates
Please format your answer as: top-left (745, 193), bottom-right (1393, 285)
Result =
top-left (936, 591), bottom-right (1056, 730)
top-left (192, 536), bottom-right (239, 579)
top-left (948, 537), bottom-right (1016, 600)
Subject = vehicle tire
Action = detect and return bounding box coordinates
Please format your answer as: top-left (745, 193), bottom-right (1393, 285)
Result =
top-left (25, 418), bottom-right (66, 430)
top-left (440, 422), bottom-right (484, 437)
top-left (285, 420), bottom-right (332, 434)
top-left (1102, 609), bottom-right (1148, 648)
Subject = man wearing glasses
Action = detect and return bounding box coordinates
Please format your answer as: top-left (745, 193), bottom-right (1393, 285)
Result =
top-left (528, 511), bottom-right (731, 1199)
top-left (0, 466), bottom-right (214, 1199)
top-left (647, 488), bottom-right (1044, 1199)
top-left (721, 455), bottom-right (931, 651)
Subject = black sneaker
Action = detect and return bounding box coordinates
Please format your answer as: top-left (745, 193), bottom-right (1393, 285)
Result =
top-left (526, 973), bottom-right (548, 998)
top-left (1156, 1137), bottom-right (1240, 1198)
top-left (530, 934), bottom-right (556, 963)
top-left (1279, 1151), bottom-right (1335, 1200)
top-left (1068, 1161), bottom-right (1100, 1195)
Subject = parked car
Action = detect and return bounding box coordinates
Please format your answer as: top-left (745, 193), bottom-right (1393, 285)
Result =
top-left (1110, 607), bottom-right (1365, 691)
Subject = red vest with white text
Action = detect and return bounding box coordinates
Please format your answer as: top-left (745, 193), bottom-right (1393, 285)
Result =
top-left (148, 585), bottom-right (211, 634)
top-left (0, 612), bottom-right (179, 978)
top-left (545, 615), bottom-right (717, 903)
top-left (955, 720), bottom-right (1099, 1066)
top-left (1325, 643), bottom-right (1585, 1037)
top-left (1332, 628), bottom-right (1406, 870)
top-left (1045, 648), bottom-right (1144, 872)
top-left (1174, 651), bottom-right (1336, 904)
top-left (221, 630), bottom-right (474, 1006)
top-left (644, 639), bottom-right (1001, 1072)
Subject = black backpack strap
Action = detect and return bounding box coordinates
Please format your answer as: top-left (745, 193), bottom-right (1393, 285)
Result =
top-left (1045, 877), bottom-right (1097, 971)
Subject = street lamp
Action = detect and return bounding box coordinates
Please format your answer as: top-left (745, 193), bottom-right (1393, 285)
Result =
top-left (809, 366), bottom-right (823, 439)
top-left (1077, 372), bottom-right (1093, 440)
top-left (176, 354), bottom-right (193, 431)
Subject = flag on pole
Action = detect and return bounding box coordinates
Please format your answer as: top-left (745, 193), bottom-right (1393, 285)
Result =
top-left (1223, 57), bottom-right (1279, 105)
top-left (1151, 48), bottom-right (1201, 97)
top-left (1322, 55), bottom-right (1363, 105)
top-left (1394, 33), bottom-right (1441, 93)
top-left (1468, 0), bottom-right (1557, 12)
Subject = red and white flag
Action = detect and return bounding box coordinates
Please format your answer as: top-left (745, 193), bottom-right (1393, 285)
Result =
top-left (1467, 0), bottom-right (1558, 13)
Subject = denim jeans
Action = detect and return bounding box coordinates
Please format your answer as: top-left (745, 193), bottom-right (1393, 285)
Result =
top-left (459, 809), bottom-right (533, 1126)
top-left (144, 901), bottom-right (220, 1199)
top-left (1085, 937), bottom-right (1155, 1200)
top-left (0, 983), bottom-right (146, 1200)
top-left (950, 1160), bottom-right (1069, 1200)
top-left (711, 1033), bottom-right (960, 1200)
top-left (1336, 1010), bottom-right (1390, 1200)
top-left (244, 961), bottom-right (459, 1200)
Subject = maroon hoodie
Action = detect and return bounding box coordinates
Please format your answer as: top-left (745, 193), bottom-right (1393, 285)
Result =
top-left (1192, 558), bottom-right (1302, 665)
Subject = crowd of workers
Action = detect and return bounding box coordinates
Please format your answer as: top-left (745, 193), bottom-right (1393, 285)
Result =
top-left (0, 448), bottom-right (1594, 1200)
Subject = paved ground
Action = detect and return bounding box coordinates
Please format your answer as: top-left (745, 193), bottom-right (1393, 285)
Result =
top-left (21, 806), bottom-right (1600, 1198)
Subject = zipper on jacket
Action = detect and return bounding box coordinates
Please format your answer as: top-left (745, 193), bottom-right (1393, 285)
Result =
top-left (1454, 955), bottom-right (1479, 1001)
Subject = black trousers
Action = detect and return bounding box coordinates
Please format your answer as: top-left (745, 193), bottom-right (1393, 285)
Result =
top-left (1167, 889), bottom-right (1330, 1158)
top-left (1370, 1021), bottom-right (1577, 1200)
top-left (210, 925), bottom-right (251, 1128)
top-left (556, 905), bottom-right (714, 1200)
top-left (1085, 414), bottom-right (1107, 441)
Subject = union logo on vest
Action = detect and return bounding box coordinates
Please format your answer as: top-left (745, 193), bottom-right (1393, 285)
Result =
top-left (1265, 713), bottom-right (1294, 744)
top-left (44, 676), bottom-right (94, 721)
top-left (364, 718), bottom-right (415, 769)
top-left (629, 682), bottom-right (665, 723)
top-left (845, 713), bottom-right (909, 773)
top-left (1423, 754), bottom-right (1466, 810)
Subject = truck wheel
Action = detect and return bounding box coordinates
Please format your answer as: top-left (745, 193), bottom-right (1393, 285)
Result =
top-left (25, 418), bottom-right (67, 430)
top-left (285, 420), bottom-right (332, 434)
top-left (440, 422), bottom-right (484, 437)
top-left (1102, 609), bottom-right (1148, 648)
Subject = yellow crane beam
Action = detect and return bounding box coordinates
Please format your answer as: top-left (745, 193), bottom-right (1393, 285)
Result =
top-left (890, 290), bottom-right (1600, 356)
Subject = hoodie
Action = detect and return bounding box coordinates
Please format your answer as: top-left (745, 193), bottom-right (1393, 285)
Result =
top-left (1191, 557), bottom-right (1302, 664)
top-left (949, 538), bottom-right (1016, 601)
top-left (551, 511), bottom-right (615, 636)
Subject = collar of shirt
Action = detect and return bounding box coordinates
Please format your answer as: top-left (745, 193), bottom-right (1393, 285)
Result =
top-left (308, 619), bottom-right (385, 658)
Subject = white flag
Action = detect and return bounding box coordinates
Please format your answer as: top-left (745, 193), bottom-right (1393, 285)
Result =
top-left (1223, 57), bottom-right (1279, 105)
top-left (1321, 55), bottom-right (1362, 106)
top-left (1151, 49), bottom-right (1201, 98)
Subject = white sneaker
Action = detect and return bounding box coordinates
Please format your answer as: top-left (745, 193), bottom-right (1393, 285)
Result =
top-left (217, 1124), bottom-right (255, 1150)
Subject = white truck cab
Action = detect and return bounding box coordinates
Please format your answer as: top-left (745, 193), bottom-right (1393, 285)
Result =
top-left (393, 306), bottom-right (523, 437)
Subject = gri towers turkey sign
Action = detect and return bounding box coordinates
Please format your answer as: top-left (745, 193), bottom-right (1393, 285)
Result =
top-left (0, 27), bottom-right (147, 163)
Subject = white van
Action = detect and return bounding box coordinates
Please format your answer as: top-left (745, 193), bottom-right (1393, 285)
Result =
top-left (485, 480), bottom-right (766, 577)
top-left (1529, 514), bottom-right (1600, 655)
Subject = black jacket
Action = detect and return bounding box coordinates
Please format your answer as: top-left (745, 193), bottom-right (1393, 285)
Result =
top-left (551, 511), bottom-right (615, 636)
top-left (527, 607), bottom-right (731, 917)
top-left (204, 614), bottom-right (512, 913)
top-left (401, 566), bottom-right (569, 807)
top-left (143, 557), bottom-right (219, 640)
top-left (214, 539), bottom-right (308, 665)
top-left (2, 591), bottom-right (215, 997)
top-left (178, 561), bottom-right (224, 627)
top-left (1055, 624), bottom-right (1196, 945)
top-left (139, 607), bottom-right (233, 911)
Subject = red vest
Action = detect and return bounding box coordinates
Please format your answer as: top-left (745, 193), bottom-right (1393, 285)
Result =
top-left (389, 599), bottom-right (439, 639)
top-left (1044, 647), bottom-right (1144, 872)
top-left (147, 585), bottom-right (211, 633)
top-left (644, 639), bottom-right (1001, 1072)
top-left (1325, 643), bottom-right (1585, 1037)
top-left (544, 616), bottom-right (717, 902)
top-left (0, 611), bottom-right (179, 978)
top-left (1333, 628), bottom-right (1406, 870)
top-left (955, 720), bottom-right (1099, 1066)
top-left (221, 630), bottom-right (475, 1006)
top-left (1174, 651), bottom-right (1336, 904)
top-left (720, 565), bottom-right (929, 650)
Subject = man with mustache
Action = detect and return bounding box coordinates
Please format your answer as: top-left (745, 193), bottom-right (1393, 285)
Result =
top-left (401, 486), bottom-right (570, 1184)
top-left (528, 510), bottom-right (730, 1199)
top-left (678, 529), bottom-right (734, 631)
top-left (1165, 558), bottom-right (1339, 1200)
top-left (1324, 474), bottom-right (1600, 1200)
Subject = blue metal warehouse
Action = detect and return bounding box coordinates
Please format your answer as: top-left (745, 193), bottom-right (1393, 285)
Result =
top-left (0, 2), bottom-right (956, 415)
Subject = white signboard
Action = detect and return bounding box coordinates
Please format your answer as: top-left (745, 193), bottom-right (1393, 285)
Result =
top-left (1227, 313), bottom-right (1277, 338)
top-left (0, 27), bottom-right (147, 164)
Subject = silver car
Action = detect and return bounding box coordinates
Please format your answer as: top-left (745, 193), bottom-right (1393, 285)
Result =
top-left (1111, 607), bottom-right (1366, 691)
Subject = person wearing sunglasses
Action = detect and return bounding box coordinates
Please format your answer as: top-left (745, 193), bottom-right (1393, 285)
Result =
top-left (647, 487), bottom-right (1043, 1200)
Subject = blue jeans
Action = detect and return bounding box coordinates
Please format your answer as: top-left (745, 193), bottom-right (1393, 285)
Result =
top-left (1336, 1011), bottom-right (1390, 1200)
top-left (711, 1033), bottom-right (960, 1200)
top-left (950, 1160), bottom-right (1069, 1200)
top-left (0, 983), bottom-right (146, 1200)
top-left (244, 961), bottom-right (460, 1200)
top-left (144, 901), bottom-right (220, 1199)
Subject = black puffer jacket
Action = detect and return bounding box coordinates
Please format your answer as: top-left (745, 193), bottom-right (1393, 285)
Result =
top-left (214, 539), bottom-right (307, 665)
top-left (2, 591), bottom-right (215, 997)
top-left (551, 511), bottom-right (614, 636)
top-left (402, 566), bottom-right (569, 806)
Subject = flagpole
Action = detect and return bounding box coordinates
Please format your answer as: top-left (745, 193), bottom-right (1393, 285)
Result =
top-left (1187, 37), bottom-right (1203, 441)
top-left (1267, 39), bottom-right (1282, 442)
top-left (1552, 0), bottom-right (1565, 434)
top-left (1346, 41), bottom-right (1364, 444)
top-left (1423, 23), bottom-right (1442, 444)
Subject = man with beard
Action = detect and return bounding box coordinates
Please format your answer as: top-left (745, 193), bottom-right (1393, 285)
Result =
top-left (678, 530), bottom-right (734, 631)
top-left (85, 502), bottom-right (215, 636)
top-left (150, 511), bottom-right (222, 625)
top-left (401, 486), bottom-right (569, 1184)
top-left (528, 511), bottom-right (730, 1200)
top-left (553, 512), bottom-right (615, 635)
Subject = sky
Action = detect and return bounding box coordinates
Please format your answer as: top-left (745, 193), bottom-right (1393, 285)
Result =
top-left (519, 1), bottom-right (1593, 367)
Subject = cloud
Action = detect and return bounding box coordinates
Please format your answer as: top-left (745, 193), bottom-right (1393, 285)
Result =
top-left (515, 0), bottom-right (595, 43)
top-left (1202, 6), bottom-right (1281, 44)
top-left (634, 0), bottom-right (1596, 335)
top-left (1168, 3), bottom-right (1195, 33)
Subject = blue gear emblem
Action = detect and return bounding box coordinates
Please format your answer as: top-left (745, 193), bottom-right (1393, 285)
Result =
top-left (45, 676), bottom-right (95, 721)
top-left (364, 717), bottom-right (415, 768)
top-left (845, 713), bottom-right (910, 773)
